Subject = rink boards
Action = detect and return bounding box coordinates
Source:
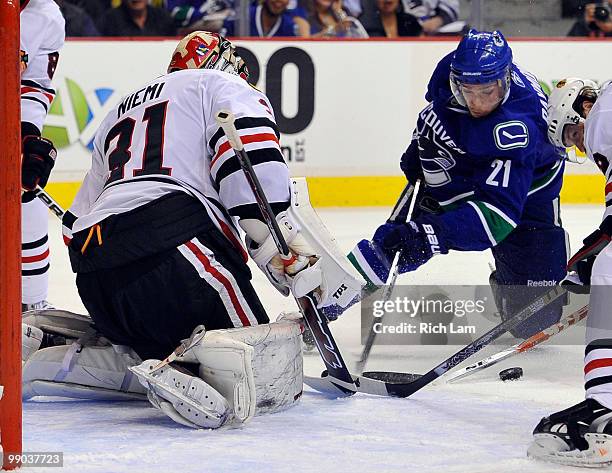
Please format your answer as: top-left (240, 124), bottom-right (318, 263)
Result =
top-left (44, 38), bottom-right (611, 208)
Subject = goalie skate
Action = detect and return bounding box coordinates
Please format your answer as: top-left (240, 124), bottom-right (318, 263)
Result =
top-left (528, 399), bottom-right (612, 468)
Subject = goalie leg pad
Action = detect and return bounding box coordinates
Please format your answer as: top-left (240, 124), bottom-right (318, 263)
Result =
top-left (192, 313), bottom-right (304, 422)
top-left (21, 309), bottom-right (95, 364)
top-left (129, 315), bottom-right (303, 428)
top-left (22, 309), bottom-right (93, 339)
top-left (22, 323), bottom-right (43, 364)
top-left (130, 360), bottom-right (231, 429)
top-left (22, 337), bottom-right (146, 401)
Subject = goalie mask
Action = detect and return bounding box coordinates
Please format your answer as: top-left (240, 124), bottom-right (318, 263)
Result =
top-left (167, 31), bottom-right (249, 81)
top-left (547, 77), bottom-right (599, 148)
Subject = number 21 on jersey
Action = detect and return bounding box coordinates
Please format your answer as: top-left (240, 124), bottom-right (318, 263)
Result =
top-left (486, 159), bottom-right (511, 188)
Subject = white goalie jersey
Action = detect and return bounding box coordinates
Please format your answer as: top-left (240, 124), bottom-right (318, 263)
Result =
top-left (65, 69), bottom-right (289, 252)
top-left (20, 0), bottom-right (65, 132)
top-left (585, 84), bottom-right (612, 224)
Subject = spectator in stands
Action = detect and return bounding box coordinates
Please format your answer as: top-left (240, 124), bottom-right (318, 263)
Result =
top-left (55, 0), bottom-right (100, 36)
top-left (98, 0), bottom-right (176, 36)
top-left (363, 0), bottom-right (422, 37)
top-left (222, 0), bottom-right (309, 37)
top-left (568, 0), bottom-right (612, 36)
top-left (360, 0), bottom-right (459, 37)
top-left (167, 0), bottom-right (234, 35)
top-left (307, 0), bottom-right (367, 37)
top-left (401, 0), bottom-right (460, 35)
top-left (339, 0), bottom-right (361, 17)
top-left (65, 0), bottom-right (110, 23)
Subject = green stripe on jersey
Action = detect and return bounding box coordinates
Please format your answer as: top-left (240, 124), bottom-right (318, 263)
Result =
top-left (471, 201), bottom-right (516, 244)
top-left (528, 160), bottom-right (562, 196)
top-left (347, 252), bottom-right (380, 293)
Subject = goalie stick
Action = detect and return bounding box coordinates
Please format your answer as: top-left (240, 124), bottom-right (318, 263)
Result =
top-left (446, 303), bottom-right (589, 383)
top-left (305, 284), bottom-right (569, 397)
top-left (216, 110), bottom-right (361, 393)
top-left (356, 179), bottom-right (421, 372)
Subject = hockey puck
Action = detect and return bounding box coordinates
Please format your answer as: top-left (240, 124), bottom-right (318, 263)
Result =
top-left (499, 367), bottom-right (523, 381)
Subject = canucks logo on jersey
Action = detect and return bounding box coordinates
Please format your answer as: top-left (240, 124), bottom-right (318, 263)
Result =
top-left (416, 103), bottom-right (466, 187)
top-left (494, 121), bottom-right (529, 150)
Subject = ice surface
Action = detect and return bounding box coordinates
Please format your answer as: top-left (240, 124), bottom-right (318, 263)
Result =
top-left (22, 205), bottom-right (602, 473)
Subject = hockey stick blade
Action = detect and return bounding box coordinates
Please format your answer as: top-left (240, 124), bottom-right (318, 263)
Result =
top-left (447, 303), bottom-right (589, 383)
top-left (304, 371), bottom-right (422, 397)
top-left (307, 285), bottom-right (568, 398)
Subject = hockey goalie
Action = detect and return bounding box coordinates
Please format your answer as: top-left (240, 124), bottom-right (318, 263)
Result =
top-left (21, 31), bottom-right (364, 429)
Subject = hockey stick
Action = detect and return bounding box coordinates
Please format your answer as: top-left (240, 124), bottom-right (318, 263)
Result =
top-left (356, 179), bottom-right (420, 372)
top-left (306, 284), bottom-right (569, 397)
top-left (30, 185), bottom-right (65, 219)
top-left (215, 110), bottom-right (360, 393)
top-left (446, 303), bottom-right (589, 383)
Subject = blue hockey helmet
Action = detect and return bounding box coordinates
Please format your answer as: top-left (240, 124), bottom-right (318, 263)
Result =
top-left (450, 29), bottom-right (513, 108)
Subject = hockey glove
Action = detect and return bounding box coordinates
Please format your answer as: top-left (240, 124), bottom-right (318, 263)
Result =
top-left (567, 217), bottom-right (612, 281)
top-left (22, 135), bottom-right (57, 191)
top-left (560, 270), bottom-right (592, 294)
top-left (358, 222), bottom-right (448, 285)
top-left (247, 212), bottom-right (321, 299)
top-left (349, 220), bottom-right (447, 286)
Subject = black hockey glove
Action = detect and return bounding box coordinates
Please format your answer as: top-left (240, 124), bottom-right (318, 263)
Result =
top-left (565, 216), bottom-right (612, 288)
top-left (22, 135), bottom-right (57, 191)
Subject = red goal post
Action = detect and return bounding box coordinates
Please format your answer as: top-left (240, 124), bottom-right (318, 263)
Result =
top-left (0, 0), bottom-right (23, 469)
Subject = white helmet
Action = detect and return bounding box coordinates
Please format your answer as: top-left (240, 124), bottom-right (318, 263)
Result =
top-left (547, 78), bottom-right (599, 148)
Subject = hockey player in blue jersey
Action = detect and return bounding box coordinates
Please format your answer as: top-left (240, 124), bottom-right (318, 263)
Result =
top-left (342, 29), bottom-right (567, 338)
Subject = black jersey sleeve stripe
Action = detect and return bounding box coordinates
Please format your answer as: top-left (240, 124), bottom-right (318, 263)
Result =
top-left (21, 96), bottom-right (48, 112)
top-left (208, 116), bottom-right (280, 152)
top-left (21, 79), bottom-right (56, 94)
top-left (213, 148), bottom-right (286, 186)
top-left (22, 234), bottom-right (49, 250)
top-left (228, 201), bottom-right (290, 220)
top-left (22, 263), bottom-right (50, 276)
top-left (585, 339), bottom-right (612, 356)
top-left (585, 375), bottom-right (612, 391)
